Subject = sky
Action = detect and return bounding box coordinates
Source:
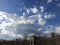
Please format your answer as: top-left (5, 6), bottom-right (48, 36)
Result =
top-left (0, 0), bottom-right (60, 40)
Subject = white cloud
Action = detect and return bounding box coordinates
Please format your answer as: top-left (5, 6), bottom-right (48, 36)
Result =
top-left (55, 25), bottom-right (60, 34)
top-left (44, 14), bottom-right (55, 19)
top-left (40, 6), bottom-right (45, 13)
top-left (23, 12), bottom-right (26, 15)
top-left (0, 11), bottom-right (55, 40)
top-left (44, 25), bottom-right (60, 35)
top-left (38, 28), bottom-right (42, 31)
top-left (17, 15), bottom-right (36, 24)
top-left (46, 25), bottom-right (55, 32)
top-left (26, 8), bottom-right (30, 14)
top-left (41, 30), bottom-right (52, 37)
top-left (38, 18), bottom-right (46, 26)
top-left (43, 30), bottom-right (51, 34)
top-left (30, 7), bottom-right (39, 14)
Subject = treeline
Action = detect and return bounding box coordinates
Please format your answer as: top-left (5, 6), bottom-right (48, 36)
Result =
top-left (0, 33), bottom-right (60, 45)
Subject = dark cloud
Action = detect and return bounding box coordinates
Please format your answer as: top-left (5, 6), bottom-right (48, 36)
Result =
top-left (16, 24), bottom-right (40, 35)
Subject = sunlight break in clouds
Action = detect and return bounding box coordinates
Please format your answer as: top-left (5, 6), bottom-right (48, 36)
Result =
top-left (0, 11), bottom-right (56, 40)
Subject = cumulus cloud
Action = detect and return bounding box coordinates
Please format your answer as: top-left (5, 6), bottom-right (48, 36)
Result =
top-left (55, 25), bottom-right (60, 34)
top-left (30, 7), bottom-right (39, 14)
top-left (0, 11), bottom-right (55, 40)
top-left (38, 18), bottom-right (46, 26)
top-left (40, 6), bottom-right (45, 13)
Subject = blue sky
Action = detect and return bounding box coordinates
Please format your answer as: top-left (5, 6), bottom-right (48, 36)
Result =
top-left (0, 0), bottom-right (60, 24)
top-left (0, 0), bottom-right (60, 40)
